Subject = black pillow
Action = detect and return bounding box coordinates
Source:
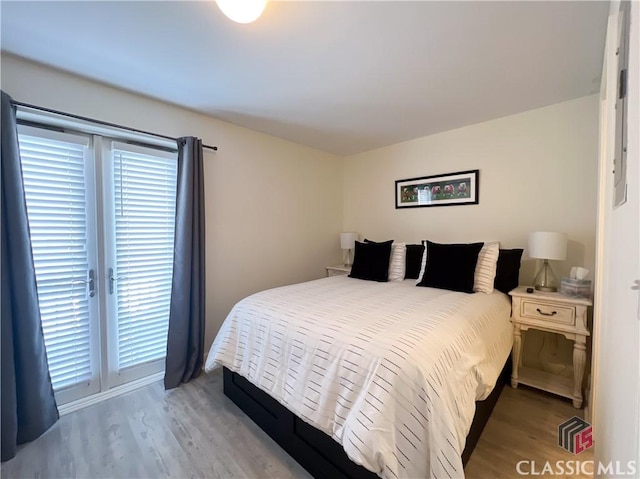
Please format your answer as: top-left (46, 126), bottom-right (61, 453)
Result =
top-left (363, 238), bottom-right (393, 244)
top-left (349, 240), bottom-right (392, 282)
top-left (494, 248), bottom-right (524, 294)
top-left (417, 241), bottom-right (484, 293)
top-left (405, 244), bottom-right (425, 279)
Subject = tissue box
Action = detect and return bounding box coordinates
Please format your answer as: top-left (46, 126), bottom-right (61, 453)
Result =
top-left (560, 278), bottom-right (591, 298)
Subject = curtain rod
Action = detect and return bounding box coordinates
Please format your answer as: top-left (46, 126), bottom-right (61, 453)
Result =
top-left (13, 101), bottom-right (218, 152)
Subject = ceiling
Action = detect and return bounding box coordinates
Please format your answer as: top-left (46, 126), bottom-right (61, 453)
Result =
top-left (1, 1), bottom-right (609, 156)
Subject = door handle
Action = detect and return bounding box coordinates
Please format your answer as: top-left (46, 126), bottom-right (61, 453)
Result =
top-left (72, 269), bottom-right (96, 298)
top-left (88, 269), bottom-right (95, 297)
top-left (109, 267), bottom-right (124, 295)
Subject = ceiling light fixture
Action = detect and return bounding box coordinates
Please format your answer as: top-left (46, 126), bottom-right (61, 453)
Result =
top-left (216, 0), bottom-right (267, 24)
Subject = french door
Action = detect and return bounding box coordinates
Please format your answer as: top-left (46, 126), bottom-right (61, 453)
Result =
top-left (18, 125), bottom-right (177, 405)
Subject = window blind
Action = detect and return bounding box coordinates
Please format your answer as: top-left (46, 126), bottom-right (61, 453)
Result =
top-left (19, 132), bottom-right (93, 391)
top-left (113, 144), bottom-right (177, 371)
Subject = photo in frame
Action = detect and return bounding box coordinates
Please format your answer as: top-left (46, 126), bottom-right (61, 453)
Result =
top-left (395, 169), bottom-right (479, 209)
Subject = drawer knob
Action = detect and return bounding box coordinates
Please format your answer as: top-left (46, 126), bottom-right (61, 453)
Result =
top-left (536, 308), bottom-right (557, 317)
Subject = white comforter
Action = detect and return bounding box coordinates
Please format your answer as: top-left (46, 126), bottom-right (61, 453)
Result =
top-left (205, 276), bottom-right (512, 479)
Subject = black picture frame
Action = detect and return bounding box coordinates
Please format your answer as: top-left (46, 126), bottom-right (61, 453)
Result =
top-left (395, 169), bottom-right (479, 209)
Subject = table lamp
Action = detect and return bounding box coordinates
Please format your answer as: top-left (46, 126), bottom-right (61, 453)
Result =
top-left (340, 232), bottom-right (358, 266)
top-left (528, 231), bottom-right (567, 292)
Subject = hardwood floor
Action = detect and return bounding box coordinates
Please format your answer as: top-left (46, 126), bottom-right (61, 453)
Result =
top-left (2, 370), bottom-right (592, 479)
top-left (465, 386), bottom-right (593, 479)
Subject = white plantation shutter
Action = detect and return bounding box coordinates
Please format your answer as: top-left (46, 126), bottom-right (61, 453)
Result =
top-left (18, 128), bottom-right (97, 393)
top-left (112, 143), bottom-right (177, 372)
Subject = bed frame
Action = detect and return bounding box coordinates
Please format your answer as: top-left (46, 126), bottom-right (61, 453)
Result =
top-left (223, 362), bottom-right (509, 478)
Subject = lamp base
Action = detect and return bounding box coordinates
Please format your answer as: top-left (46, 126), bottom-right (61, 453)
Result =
top-left (533, 259), bottom-right (559, 292)
top-left (534, 285), bottom-right (558, 293)
top-left (342, 249), bottom-right (353, 267)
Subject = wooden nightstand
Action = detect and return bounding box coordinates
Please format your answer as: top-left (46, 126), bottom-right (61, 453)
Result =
top-left (326, 265), bottom-right (351, 277)
top-left (509, 286), bottom-right (592, 408)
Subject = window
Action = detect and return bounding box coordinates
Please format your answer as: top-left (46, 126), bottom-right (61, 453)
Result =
top-left (18, 125), bottom-right (178, 405)
top-left (19, 128), bottom-right (100, 404)
top-left (107, 143), bottom-right (177, 386)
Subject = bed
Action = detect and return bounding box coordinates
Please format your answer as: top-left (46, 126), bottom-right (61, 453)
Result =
top-left (204, 274), bottom-right (513, 478)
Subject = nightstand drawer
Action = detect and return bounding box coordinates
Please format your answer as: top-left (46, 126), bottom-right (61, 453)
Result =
top-left (520, 300), bottom-right (575, 326)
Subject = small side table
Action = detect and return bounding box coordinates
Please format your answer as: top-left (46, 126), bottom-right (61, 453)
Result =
top-left (509, 286), bottom-right (592, 408)
top-left (326, 265), bottom-right (351, 277)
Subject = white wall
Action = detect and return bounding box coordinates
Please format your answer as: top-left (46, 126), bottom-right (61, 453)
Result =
top-left (343, 95), bottom-right (599, 284)
top-left (593, 0), bottom-right (640, 473)
top-left (1, 54), bottom-right (344, 349)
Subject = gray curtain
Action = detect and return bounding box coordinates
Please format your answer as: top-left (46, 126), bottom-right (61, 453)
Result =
top-left (164, 137), bottom-right (205, 389)
top-left (1, 91), bottom-right (59, 461)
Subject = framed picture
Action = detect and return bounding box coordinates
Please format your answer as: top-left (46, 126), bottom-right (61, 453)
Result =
top-left (395, 169), bottom-right (479, 209)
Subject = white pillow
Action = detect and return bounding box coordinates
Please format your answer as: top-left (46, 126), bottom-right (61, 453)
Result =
top-left (473, 242), bottom-right (500, 293)
top-left (416, 240), bottom-right (428, 284)
top-left (388, 242), bottom-right (406, 281)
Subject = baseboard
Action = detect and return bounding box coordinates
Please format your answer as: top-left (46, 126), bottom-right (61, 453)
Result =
top-left (58, 372), bottom-right (164, 416)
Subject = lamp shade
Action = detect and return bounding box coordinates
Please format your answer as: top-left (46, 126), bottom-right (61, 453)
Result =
top-left (340, 232), bottom-right (358, 250)
top-left (528, 232), bottom-right (567, 261)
